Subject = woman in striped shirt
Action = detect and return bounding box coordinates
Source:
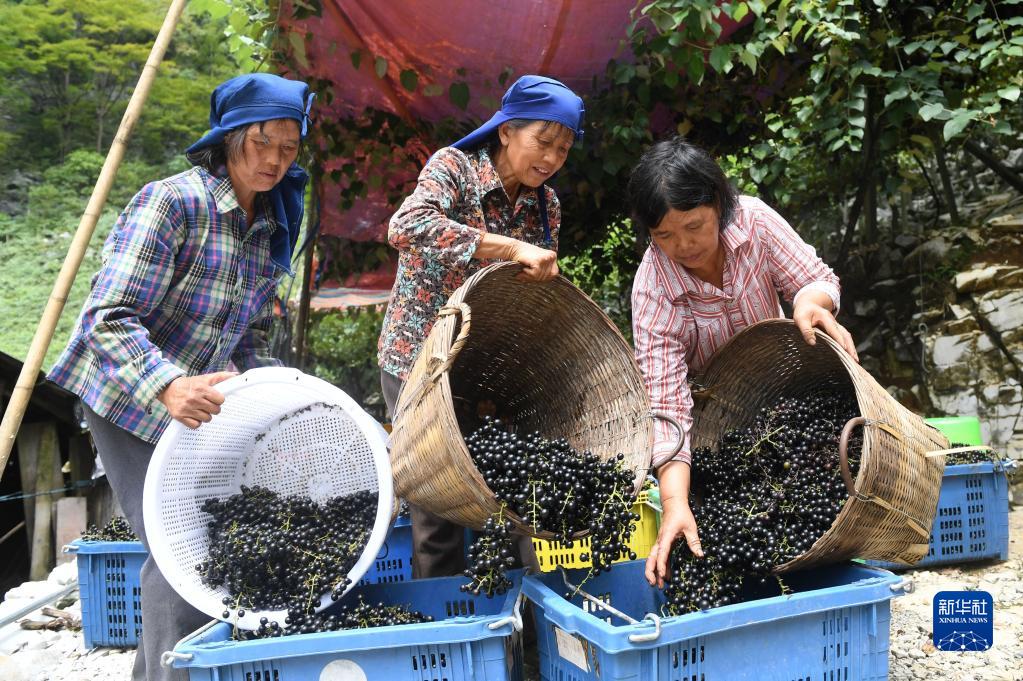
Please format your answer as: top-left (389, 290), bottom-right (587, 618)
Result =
top-left (629, 137), bottom-right (859, 588)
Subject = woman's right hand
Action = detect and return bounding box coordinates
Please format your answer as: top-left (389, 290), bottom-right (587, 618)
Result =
top-left (157, 371), bottom-right (236, 429)
top-left (645, 497), bottom-right (703, 588)
top-left (510, 241), bottom-right (558, 282)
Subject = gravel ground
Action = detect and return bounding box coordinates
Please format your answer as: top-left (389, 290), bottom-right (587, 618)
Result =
top-left (1, 506), bottom-right (1020, 681)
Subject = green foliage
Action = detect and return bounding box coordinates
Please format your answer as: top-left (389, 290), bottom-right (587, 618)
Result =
top-left (559, 222), bottom-right (640, 341)
top-left (0, 0), bottom-right (244, 169)
top-left (0, 209), bottom-right (116, 368)
top-left (304, 307), bottom-right (385, 406)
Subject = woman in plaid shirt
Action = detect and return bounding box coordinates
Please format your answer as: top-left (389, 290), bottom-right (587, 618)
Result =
top-left (628, 137), bottom-right (860, 588)
top-left (49, 74), bottom-right (313, 681)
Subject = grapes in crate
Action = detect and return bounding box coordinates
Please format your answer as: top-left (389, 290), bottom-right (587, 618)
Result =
top-left (462, 417), bottom-right (640, 597)
top-left (663, 392), bottom-right (862, 616)
top-left (196, 485), bottom-right (376, 619)
top-left (234, 597), bottom-right (433, 640)
top-left (81, 515), bottom-right (138, 542)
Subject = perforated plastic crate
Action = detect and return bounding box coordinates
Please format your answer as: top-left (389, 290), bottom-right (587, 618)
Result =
top-left (66, 539), bottom-right (147, 648)
top-left (358, 514), bottom-right (412, 585)
top-left (166, 571), bottom-right (525, 681)
top-left (865, 461), bottom-right (1010, 570)
top-left (522, 560), bottom-right (908, 681)
top-left (532, 491), bottom-right (658, 572)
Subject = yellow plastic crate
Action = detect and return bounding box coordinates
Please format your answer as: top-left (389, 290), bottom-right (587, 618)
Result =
top-left (532, 491), bottom-right (659, 572)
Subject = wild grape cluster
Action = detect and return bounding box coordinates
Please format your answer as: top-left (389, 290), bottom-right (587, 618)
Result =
top-left (196, 485), bottom-right (377, 618)
top-left (233, 597), bottom-right (433, 640)
top-left (462, 417), bottom-right (639, 596)
top-left (664, 392), bottom-right (861, 615)
top-left (944, 443), bottom-right (996, 465)
top-left (81, 515), bottom-right (137, 541)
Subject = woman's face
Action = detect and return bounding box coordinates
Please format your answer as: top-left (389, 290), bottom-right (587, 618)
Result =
top-left (227, 118), bottom-right (301, 196)
top-left (650, 205), bottom-right (721, 271)
top-left (496, 120), bottom-right (574, 188)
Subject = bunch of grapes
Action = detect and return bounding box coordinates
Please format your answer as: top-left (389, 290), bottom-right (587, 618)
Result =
top-left (196, 485), bottom-right (377, 619)
top-left (81, 515), bottom-right (137, 541)
top-left (461, 417), bottom-right (639, 596)
top-left (663, 392), bottom-right (861, 615)
top-left (944, 443), bottom-right (997, 465)
top-left (234, 597), bottom-right (433, 640)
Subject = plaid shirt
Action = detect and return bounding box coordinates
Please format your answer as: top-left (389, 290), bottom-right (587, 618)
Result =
top-left (48, 166), bottom-right (284, 444)
top-left (632, 196), bottom-right (841, 468)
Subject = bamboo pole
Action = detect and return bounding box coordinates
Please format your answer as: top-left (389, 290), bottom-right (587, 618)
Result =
top-left (0, 0), bottom-right (189, 474)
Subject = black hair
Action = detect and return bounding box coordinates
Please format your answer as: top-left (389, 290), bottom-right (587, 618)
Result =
top-left (628, 136), bottom-right (738, 238)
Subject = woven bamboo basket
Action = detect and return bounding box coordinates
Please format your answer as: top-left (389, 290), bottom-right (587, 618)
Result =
top-left (389, 262), bottom-right (673, 538)
top-left (689, 319), bottom-right (948, 571)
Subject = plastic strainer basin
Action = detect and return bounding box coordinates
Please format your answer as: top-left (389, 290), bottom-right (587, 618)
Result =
top-left (142, 367), bottom-right (393, 630)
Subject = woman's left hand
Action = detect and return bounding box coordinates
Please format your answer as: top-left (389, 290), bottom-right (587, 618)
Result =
top-left (792, 297), bottom-right (859, 363)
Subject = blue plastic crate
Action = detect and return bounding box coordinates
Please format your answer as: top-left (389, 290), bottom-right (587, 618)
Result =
top-left (865, 461), bottom-right (1010, 570)
top-left (358, 514), bottom-right (412, 585)
top-left (67, 539), bottom-right (147, 648)
top-left (168, 571), bottom-right (525, 681)
top-left (522, 560), bottom-right (907, 681)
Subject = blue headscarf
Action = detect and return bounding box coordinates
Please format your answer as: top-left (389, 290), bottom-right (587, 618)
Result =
top-left (187, 74), bottom-right (315, 274)
top-left (451, 75), bottom-right (584, 151)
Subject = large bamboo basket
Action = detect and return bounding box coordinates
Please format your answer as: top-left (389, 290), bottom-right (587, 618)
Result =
top-left (689, 319), bottom-right (947, 571)
top-left (389, 263), bottom-right (670, 538)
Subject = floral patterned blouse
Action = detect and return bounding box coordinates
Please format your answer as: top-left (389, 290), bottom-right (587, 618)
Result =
top-left (378, 145), bottom-right (561, 379)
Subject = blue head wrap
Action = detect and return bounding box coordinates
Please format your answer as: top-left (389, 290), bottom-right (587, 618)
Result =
top-left (451, 75), bottom-right (585, 151)
top-left (187, 74), bottom-right (316, 274)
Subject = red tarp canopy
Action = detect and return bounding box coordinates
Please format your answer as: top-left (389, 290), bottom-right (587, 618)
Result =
top-left (280, 1), bottom-right (742, 302)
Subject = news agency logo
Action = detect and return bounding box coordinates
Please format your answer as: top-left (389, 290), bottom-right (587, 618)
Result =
top-left (933, 590), bottom-right (993, 652)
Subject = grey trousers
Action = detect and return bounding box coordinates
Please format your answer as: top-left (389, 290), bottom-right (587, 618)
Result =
top-left (381, 370), bottom-right (538, 578)
top-left (83, 405), bottom-right (208, 681)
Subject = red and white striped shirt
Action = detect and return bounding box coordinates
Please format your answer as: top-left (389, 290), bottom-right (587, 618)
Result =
top-left (631, 196), bottom-right (841, 467)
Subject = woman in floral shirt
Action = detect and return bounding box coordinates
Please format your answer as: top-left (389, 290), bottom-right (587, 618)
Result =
top-left (378, 74), bottom-right (585, 578)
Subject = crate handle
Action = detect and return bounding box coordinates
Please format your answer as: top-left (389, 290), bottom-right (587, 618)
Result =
top-left (559, 567), bottom-right (661, 642)
top-left (649, 411), bottom-right (685, 460)
top-left (487, 590), bottom-right (525, 632)
top-left (627, 613), bottom-right (662, 643)
top-left (890, 578), bottom-right (914, 594)
top-left (61, 544), bottom-right (78, 553)
top-left (428, 302), bottom-right (472, 382)
top-left (161, 619), bottom-right (220, 667)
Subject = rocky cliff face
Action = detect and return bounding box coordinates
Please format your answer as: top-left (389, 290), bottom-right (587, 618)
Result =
top-left (845, 192), bottom-right (1023, 478)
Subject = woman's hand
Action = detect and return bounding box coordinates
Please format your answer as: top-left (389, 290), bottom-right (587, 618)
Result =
top-left (475, 233), bottom-right (559, 282)
top-left (792, 295), bottom-right (859, 363)
top-left (509, 241), bottom-right (558, 282)
top-left (157, 371), bottom-right (237, 428)
top-left (646, 496), bottom-right (703, 588)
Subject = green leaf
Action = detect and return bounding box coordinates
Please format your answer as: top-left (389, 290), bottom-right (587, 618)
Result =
top-left (350, 50), bottom-right (362, 69)
top-left (943, 112), bottom-right (973, 140)
top-left (288, 32), bottom-right (308, 69)
top-left (917, 102), bottom-right (945, 121)
top-left (998, 85), bottom-right (1021, 102)
top-left (399, 69), bottom-right (418, 92)
top-left (374, 56), bottom-right (388, 78)
top-left (910, 134), bottom-right (932, 148)
top-left (738, 49), bottom-right (757, 72)
top-left (966, 4), bottom-right (984, 20)
top-left (449, 81), bottom-right (470, 109)
top-left (733, 2), bottom-right (749, 21)
top-left (884, 85), bottom-right (910, 107)
top-left (423, 83), bottom-right (443, 97)
top-left (709, 45), bottom-right (730, 73)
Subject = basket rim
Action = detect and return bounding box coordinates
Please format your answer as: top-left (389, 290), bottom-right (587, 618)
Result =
top-left (142, 366), bottom-right (394, 631)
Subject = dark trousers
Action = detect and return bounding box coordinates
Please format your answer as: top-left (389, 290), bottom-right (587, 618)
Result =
top-left (380, 369), bottom-right (538, 578)
top-left (83, 405), bottom-right (208, 681)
